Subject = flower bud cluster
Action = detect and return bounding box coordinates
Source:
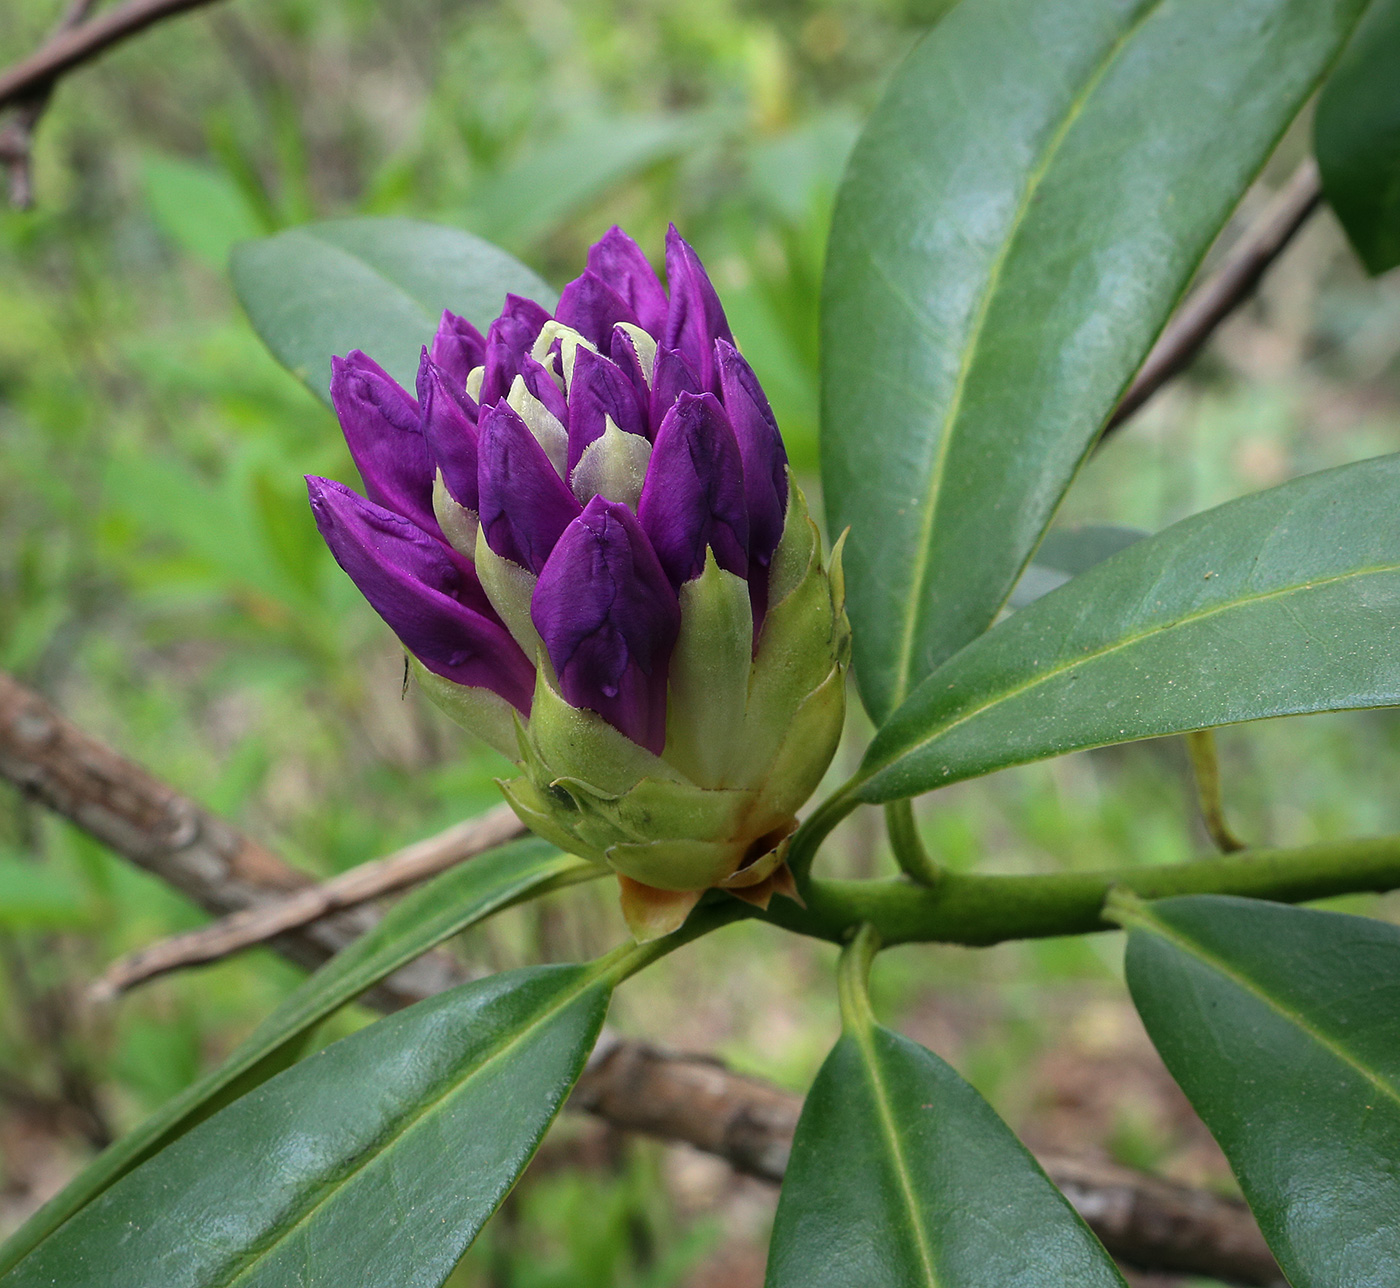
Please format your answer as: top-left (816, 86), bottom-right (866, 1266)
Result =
top-left (308, 227), bottom-right (848, 937)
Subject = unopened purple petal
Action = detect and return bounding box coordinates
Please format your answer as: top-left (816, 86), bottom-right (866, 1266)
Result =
top-left (648, 346), bottom-right (701, 435)
top-left (555, 271), bottom-right (641, 351)
top-left (520, 355), bottom-right (569, 426)
top-left (479, 295), bottom-right (551, 405)
top-left (307, 477), bottom-right (532, 709)
top-left (587, 227), bottom-right (668, 335)
top-left (662, 226), bottom-right (732, 392)
top-left (330, 352), bottom-right (434, 532)
top-left (567, 346), bottom-right (648, 470)
top-left (429, 311), bottom-right (487, 396)
top-left (477, 402), bottom-right (582, 574)
top-left (419, 358), bottom-right (479, 511)
top-left (716, 340), bottom-right (788, 596)
top-left (532, 497), bottom-right (680, 753)
top-left (636, 391), bottom-right (749, 587)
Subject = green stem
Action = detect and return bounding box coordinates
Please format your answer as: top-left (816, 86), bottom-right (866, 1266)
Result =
top-left (787, 783), bottom-right (862, 883)
top-left (592, 897), bottom-right (750, 986)
top-left (836, 923), bottom-right (882, 1033)
top-left (884, 799), bottom-right (943, 886)
top-left (1185, 729), bottom-right (1246, 853)
top-left (751, 832), bottom-right (1400, 947)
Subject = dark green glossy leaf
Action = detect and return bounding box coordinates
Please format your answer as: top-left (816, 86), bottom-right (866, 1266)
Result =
top-left (0, 838), bottom-right (585, 1276)
top-left (231, 217), bottom-right (554, 402)
top-left (768, 1028), bottom-right (1125, 1286)
top-left (1317, 0), bottom-right (1400, 274)
top-left (856, 454), bottom-right (1400, 803)
top-left (822, 0), bottom-right (1378, 724)
top-left (1118, 894), bottom-right (1400, 1285)
top-left (1, 964), bottom-right (610, 1288)
top-left (1008, 524), bottom-right (1146, 609)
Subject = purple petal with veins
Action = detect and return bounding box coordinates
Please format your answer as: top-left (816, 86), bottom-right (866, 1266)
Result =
top-left (636, 391), bottom-right (748, 588)
top-left (419, 358), bottom-right (479, 511)
top-left (555, 270), bottom-right (641, 351)
top-left (330, 352), bottom-right (434, 532)
top-left (587, 226), bottom-right (668, 335)
top-left (479, 295), bottom-right (551, 405)
top-left (532, 497), bottom-right (680, 753)
top-left (477, 401), bottom-right (582, 574)
top-left (307, 476), bottom-right (532, 709)
top-left (648, 346), bottom-right (700, 437)
top-left (520, 355), bottom-right (569, 426)
top-left (428, 311), bottom-right (487, 398)
top-left (662, 226), bottom-right (732, 392)
top-left (716, 339), bottom-right (788, 608)
top-left (567, 346), bottom-right (648, 470)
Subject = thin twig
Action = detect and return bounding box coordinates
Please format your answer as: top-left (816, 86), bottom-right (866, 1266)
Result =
top-left (0, 0), bottom-right (228, 111)
top-left (90, 804), bottom-right (526, 1000)
top-left (0, 0), bottom-right (102, 207)
top-left (0, 667), bottom-right (1283, 1282)
top-left (1186, 730), bottom-right (1247, 853)
top-left (1104, 157), bottom-right (1323, 437)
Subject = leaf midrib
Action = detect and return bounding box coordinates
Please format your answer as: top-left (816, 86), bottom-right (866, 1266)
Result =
top-left (866, 557), bottom-right (1400, 784)
top-left (215, 971), bottom-right (605, 1288)
top-left (852, 1026), bottom-right (941, 1287)
top-left (1134, 911), bottom-right (1400, 1111)
top-left (887, 0), bottom-right (1166, 715)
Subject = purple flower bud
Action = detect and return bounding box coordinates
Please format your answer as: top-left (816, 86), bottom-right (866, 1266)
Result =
top-left (419, 357), bottom-right (479, 511)
top-left (587, 227), bottom-right (668, 335)
top-left (716, 340), bottom-right (788, 600)
top-left (307, 476), bottom-right (532, 710)
top-left (636, 391), bottom-right (748, 588)
top-left (330, 352), bottom-right (434, 532)
top-left (662, 226), bottom-right (733, 392)
top-left (519, 355), bottom-right (569, 427)
top-left (555, 270), bottom-right (641, 351)
top-left (479, 295), bottom-right (552, 405)
top-left (567, 346), bottom-right (648, 471)
top-left (428, 310), bottom-right (487, 397)
top-left (648, 346), bottom-right (701, 435)
top-left (532, 496), bottom-right (680, 753)
top-left (477, 401), bottom-right (582, 574)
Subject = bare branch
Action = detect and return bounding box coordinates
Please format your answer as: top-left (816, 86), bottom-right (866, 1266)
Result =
top-left (90, 805), bottom-right (525, 999)
top-left (576, 1037), bottom-right (1283, 1285)
top-left (0, 0), bottom-right (227, 111)
top-left (0, 670), bottom-right (464, 1009)
top-left (1104, 157), bottom-right (1323, 437)
top-left (0, 669), bottom-right (1282, 1283)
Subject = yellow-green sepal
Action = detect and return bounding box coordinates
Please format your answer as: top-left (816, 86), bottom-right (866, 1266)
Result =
top-left (664, 551), bottom-right (753, 788)
top-left (410, 658), bottom-right (521, 761)
top-left (524, 668), bottom-right (689, 796)
top-left (495, 775), bottom-right (607, 864)
top-left (605, 836), bottom-right (742, 892)
top-left (753, 664), bottom-right (846, 822)
top-left (474, 527), bottom-right (544, 663)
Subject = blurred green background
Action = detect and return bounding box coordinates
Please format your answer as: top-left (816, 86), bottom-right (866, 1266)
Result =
top-left (1, 0), bottom-right (1399, 1283)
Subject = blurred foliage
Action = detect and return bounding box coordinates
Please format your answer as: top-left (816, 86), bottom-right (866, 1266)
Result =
top-left (1, 0), bottom-right (1399, 1279)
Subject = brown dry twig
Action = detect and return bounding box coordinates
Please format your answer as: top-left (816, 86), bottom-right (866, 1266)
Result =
top-left (0, 669), bottom-right (1284, 1283)
top-left (1105, 156), bottom-right (1323, 436)
top-left (0, 0), bottom-right (229, 206)
top-left (89, 804), bottom-right (525, 1000)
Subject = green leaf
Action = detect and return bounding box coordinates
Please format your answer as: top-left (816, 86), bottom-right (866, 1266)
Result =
top-left (1008, 524), bottom-right (1146, 609)
top-left (856, 454), bottom-right (1400, 803)
top-left (142, 155), bottom-right (263, 272)
top-left (0, 838), bottom-right (586, 1276)
top-left (231, 218), bottom-right (555, 402)
top-left (822, 0), bottom-right (1380, 724)
top-left (0, 964), bottom-right (611, 1288)
top-left (768, 936), bottom-right (1124, 1286)
top-left (1116, 894), bottom-right (1400, 1285)
top-left (1316, 0), bottom-right (1400, 274)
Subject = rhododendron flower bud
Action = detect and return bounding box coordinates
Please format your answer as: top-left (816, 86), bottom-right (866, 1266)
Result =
top-left (308, 226), bottom-right (849, 939)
